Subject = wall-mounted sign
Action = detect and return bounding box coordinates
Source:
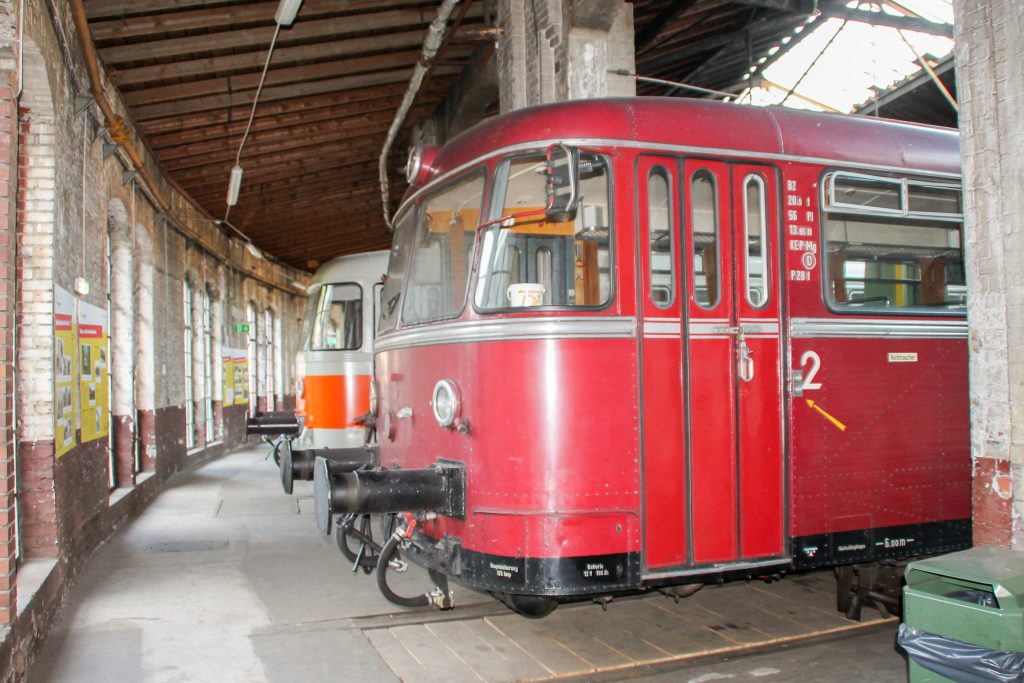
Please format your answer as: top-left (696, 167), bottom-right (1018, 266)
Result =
top-left (233, 323), bottom-right (250, 333)
top-left (78, 299), bottom-right (109, 443)
top-left (54, 286), bottom-right (77, 457)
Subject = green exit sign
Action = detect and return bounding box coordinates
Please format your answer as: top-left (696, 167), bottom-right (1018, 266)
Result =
top-left (233, 323), bottom-right (250, 333)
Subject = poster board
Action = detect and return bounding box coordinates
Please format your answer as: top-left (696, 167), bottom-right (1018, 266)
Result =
top-left (78, 299), bottom-right (109, 443)
top-left (222, 348), bottom-right (235, 406)
top-left (233, 352), bottom-right (249, 406)
top-left (54, 286), bottom-right (77, 457)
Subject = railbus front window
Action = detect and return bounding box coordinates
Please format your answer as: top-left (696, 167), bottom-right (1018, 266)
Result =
top-left (690, 171), bottom-right (720, 309)
top-left (475, 151), bottom-right (612, 310)
top-left (402, 172), bottom-right (486, 325)
top-left (310, 283), bottom-right (363, 350)
top-left (822, 172), bottom-right (965, 314)
top-left (379, 211), bottom-right (415, 332)
top-left (298, 286), bottom-right (319, 350)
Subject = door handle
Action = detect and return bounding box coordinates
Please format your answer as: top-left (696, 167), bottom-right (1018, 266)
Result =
top-left (737, 337), bottom-right (755, 383)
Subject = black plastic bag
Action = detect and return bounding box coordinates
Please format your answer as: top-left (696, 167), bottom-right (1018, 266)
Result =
top-left (898, 623), bottom-right (1024, 683)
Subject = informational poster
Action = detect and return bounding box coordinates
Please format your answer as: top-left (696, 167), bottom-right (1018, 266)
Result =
top-left (54, 286), bottom-right (77, 457)
top-left (78, 300), bottom-right (109, 443)
top-left (222, 348), bottom-right (236, 406)
top-left (233, 352), bottom-right (249, 406)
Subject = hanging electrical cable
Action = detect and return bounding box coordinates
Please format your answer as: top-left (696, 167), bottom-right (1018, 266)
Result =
top-left (222, 0), bottom-right (305, 251)
top-left (379, 0), bottom-right (463, 230)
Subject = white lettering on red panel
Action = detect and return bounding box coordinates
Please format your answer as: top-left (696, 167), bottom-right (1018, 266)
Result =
top-left (785, 178), bottom-right (817, 282)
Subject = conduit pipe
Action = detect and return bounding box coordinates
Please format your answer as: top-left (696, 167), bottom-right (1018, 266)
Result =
top-left (67, 0), bottom-right (301, 295)
top-left (69, 0), bottom-right (170, 214)
top-left (378, 0), bottom-right (462, 229)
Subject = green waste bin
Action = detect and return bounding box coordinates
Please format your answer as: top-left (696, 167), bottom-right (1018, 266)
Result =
top-left (901, 546), bottom-right (1024, 682)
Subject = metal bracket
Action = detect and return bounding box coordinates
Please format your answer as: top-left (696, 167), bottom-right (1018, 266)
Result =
top-left (122, 168), bottom-right (138, 185)
top-left (74, 94), bottom-right (96, 116)
top-left (102, 142), bottom-right (119, 160)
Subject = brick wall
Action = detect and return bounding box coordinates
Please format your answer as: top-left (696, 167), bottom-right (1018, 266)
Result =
top-left (0, 79), bottom-right (18, 626)
top-left (0, 0), bottom-right (309, 677)
top-left (496, 0), bottom-right (633, 114)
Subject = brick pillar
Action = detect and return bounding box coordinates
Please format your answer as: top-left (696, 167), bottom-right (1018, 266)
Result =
top-left (954, 1), bottom-right (1024, 547)
top-left (496, 0), bottom-right (634, 113)
top-left (0, 81), bottom-right (18, 625)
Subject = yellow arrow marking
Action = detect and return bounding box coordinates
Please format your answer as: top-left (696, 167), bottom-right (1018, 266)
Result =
top-left (806, 399), bottom-right (847, 431)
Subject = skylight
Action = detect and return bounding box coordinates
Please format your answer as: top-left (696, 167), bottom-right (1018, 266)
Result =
top-left (737, 1), bottom-right (954, 114)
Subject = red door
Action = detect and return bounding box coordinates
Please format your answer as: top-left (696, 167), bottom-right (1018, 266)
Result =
top-left (641, 159), bottom-right (784, 574)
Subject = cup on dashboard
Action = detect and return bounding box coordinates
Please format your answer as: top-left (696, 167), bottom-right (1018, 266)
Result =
top-left (507, 283), bottom-right (546, 307)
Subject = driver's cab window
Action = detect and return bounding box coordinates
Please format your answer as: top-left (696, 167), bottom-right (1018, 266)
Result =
top-left (402, 172), bottom-right (486, 325)
top-left (310, 283), bottom-right (363, 350)
top-left (475, 151), bottom-right (612, 310)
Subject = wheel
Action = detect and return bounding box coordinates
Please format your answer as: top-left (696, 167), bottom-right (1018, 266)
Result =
top-left (497, 593), bottom-right (558, 618)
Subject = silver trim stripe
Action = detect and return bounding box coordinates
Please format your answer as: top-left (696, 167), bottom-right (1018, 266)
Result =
top-left (643, 319), bottom-right (681, 338)
top-left (375, 316), bottom-right (636, 352)
top-left (791, 317), bottom-right (968, 339)
top-left (398, 136), bottom-right (960, 215)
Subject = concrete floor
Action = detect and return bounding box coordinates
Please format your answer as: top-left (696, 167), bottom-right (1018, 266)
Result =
top-left (29, 447), bottom-right (910, 682)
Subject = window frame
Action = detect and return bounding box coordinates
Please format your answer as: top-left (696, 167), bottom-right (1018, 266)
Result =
top-left (378, 207), bottom-right (416, 333)
top-left (742, 172), bottom-right (770, 310)
top-left (308, 282), bottom-right (364, 351)
top-left (400, 167), bottom-right (488, 327)
top-left (182, 280), bottom-right (196, 449)
top-left (472, 149), bottom-right (616, 314)
top-left (646, 164), bottom-right (676, 309)
top-left (820, 168), bottom-right (966, 318)
top-left (689, 168), bottom-right (722, 311)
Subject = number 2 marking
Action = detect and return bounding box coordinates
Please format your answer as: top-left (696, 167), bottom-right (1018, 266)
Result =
top-left (800, 350), bottom-right (822, 390)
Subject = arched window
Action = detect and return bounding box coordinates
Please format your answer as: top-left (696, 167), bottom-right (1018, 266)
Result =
top-left (202, 289), bottom-right (214, 443)
top-left (183, 281), bottom-right (196, 449)
top-left (246, 303), bottom-right (258, 417)
top-left (264, 309), bottom-right (276, 412)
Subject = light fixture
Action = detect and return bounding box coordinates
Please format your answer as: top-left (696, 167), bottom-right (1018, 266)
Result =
top-left (245, 241), bottom-right (264, 260)
top-left (275, 0), bottom-right (303, 26)
top-left (226, 164), bottom-right (243, 206)
top-left (431, 379), bottom-right (461, 428)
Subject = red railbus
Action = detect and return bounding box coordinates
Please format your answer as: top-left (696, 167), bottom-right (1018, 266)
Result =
top-left (314, 97), bottom-right (969, 616)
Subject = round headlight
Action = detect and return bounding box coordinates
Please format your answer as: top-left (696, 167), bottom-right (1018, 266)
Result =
top-left (431, 379), bottom-right (460, 428)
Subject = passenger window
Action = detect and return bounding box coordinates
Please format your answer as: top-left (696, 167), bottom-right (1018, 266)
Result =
top-left (310, 283), bottom-right (362, 350)
top-left (647, 167), bottom-right (674, 308)
top-left (823, 172), bottom-right (965, 313)
top-left (744, 175), bottom-right (768, 308)
top-left (690, 171), bottom-right (719, 309)
top-left (402, 172), bottom-right (486, 324)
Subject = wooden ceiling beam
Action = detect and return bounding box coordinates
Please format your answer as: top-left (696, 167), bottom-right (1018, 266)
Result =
top-left (149, 100), bottom-right (433, 151)
top-left (176, 156), bottom-right (379, 187)
top-left (122, 46), bottom-right (470, 106)
top-left (88, 0), bottom-right (431, 39)
top-left (819, 4), bottom-right (953, 38)
top-left (85, 0), bottom-right (250, 20)
top-left (138, 83), bottom-right (412, 134)
top-left (186, 159), bottom-right (403, 202)
top-left (635, 0), bottom-right (700, 51)
top-left (132, 66), bottom-right (459, 120)
top-left (109, 29), bottom-right (432, 86)
top-left (96, 6), bottom-right (485, 64)
top-left (163, 130), bottom-right (384, 173)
